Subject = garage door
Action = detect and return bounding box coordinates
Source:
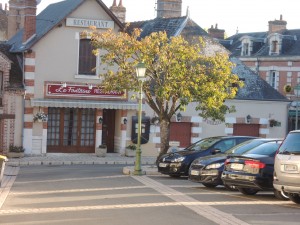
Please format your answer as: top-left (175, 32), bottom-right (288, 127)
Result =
top-left (233, 124), bottom-right (259, 137)
top-left (170, 122), bottom-right (192, 148)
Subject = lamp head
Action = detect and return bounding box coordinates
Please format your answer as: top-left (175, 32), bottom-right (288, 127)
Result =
top-left (136, 62), bottom-right (146, 80)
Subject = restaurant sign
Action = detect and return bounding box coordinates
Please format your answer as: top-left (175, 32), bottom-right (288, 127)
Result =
top-left (66, 18), bottom-right (114, 29)
top-left (46, 84), bottom-right (126, 99)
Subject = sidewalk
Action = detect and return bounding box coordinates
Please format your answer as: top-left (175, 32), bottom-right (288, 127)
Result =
top-left (6, 153), bottom-right (156, 166)
top-left (0, 153), bottom-right (160, 208)
top-left (4, 153), bottom-right (159, 175)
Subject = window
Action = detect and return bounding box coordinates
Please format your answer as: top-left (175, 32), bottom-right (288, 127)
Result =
top-left (271, 41), bottom-right (278, 53)
top-left (242, 43), bottom-right (249, 56)
top-left (78, 38), bottom-right (96, 75)
top-left (269, 71), bottom-right (278, 89)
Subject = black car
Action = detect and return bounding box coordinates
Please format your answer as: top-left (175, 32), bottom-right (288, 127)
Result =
top-left (157, 136), bottom-right (256, 177)
top-left (221, 140), bottom-right (289, 200)
top-left (189, 138), bottom-right (281, 189)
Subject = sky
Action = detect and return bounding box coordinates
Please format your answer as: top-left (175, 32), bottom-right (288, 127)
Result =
top-left (1, 0), bottom-right (300, 36)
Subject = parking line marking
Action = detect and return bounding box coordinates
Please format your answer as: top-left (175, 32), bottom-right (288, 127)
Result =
top-left (133, 176), bottom-right (250, 225)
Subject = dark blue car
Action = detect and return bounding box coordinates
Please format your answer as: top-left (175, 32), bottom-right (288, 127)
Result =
top-left (157, 136), bottom-right (256, 177)
top-left (188, 138), bottom-right (280, 189)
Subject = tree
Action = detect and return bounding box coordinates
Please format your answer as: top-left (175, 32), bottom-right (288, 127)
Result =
top-left (90, 27), bottom-right (242, 158)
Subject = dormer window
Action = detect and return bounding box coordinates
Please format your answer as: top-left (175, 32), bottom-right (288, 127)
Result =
top-left (268, 34), bottom-right (282, 55)
top-left (271, 40), bottom-right (278, 53)
top-left (240, 36), bottom-right (253, 56)
top-left (242, 43), bottom-right (249, 56)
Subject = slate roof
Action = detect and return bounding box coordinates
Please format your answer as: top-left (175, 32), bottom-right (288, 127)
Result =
top-left (224, 29), bottom-right (300, 57)
top-left (127, 16), bottom-right (207, 39)
top-left (7, 0), bottom-right (124, 53)
top-left (128, 16), bottom-right (287, 102)
top-left (231, 57), bottom-right (287, 101)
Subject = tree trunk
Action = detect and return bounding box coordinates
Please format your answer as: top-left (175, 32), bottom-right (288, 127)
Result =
top-left (157, 118), bottom-right (171, 160)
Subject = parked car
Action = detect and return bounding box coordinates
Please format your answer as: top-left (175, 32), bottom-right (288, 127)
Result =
top-left (221, 140), bottom-right (289, 200)
top-left (157, 136), bottom-right (256, 177)
top-left (189, 138), bottom-right (280, 189)
top-left (274, 130), bottom-right (300, 204)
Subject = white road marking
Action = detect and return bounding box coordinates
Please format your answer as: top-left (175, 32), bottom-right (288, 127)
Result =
top-left (134, 176), bottom-right (251, 225)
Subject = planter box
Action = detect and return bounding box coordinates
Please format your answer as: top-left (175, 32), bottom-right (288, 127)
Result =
top-left (125, 149), bottom-right (136, 157)
top-left (95, 147), bottom-right (106, 157)
top-left (7, 152), bottom-right (25, 158)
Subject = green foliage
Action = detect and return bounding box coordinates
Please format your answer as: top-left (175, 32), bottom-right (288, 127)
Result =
top-left (9, 145), bottom-right (25, 153)
top-left (126, 144), bottom-right (137, 150)
top-left (90, 27), bottom-right (242, 153)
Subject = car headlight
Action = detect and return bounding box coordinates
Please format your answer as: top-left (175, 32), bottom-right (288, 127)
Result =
top-left (191, 159), bottom-right (202, 166)
top-left (171, 156), bottom-right (185, 162)
top-left (205, 162), bottom-right (224, 169)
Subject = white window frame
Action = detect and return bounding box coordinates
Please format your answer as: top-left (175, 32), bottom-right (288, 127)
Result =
top-left (268, 34), bottom-right (282, 55)
top-left (75, 32), bottom-right (101, 79)
top-left (268, 70), bottom-right (279, 90)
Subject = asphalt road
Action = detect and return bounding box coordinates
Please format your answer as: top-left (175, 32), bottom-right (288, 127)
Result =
top-left (1, 165), bottom-right (300, 225)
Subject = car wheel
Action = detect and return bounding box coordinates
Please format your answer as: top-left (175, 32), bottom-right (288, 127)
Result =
top-left (273, 189), bottom-right (289, 200)
top-left (288, 193), bottom-right (300, 204)
top-left (237, 187), bottom-right (258, 195)
top-left (224, 184), bottom-right (237, 191)
top-left (169, 174), bottom-right (181, 178)
top-left (202, 183), bottom-right (218, 188)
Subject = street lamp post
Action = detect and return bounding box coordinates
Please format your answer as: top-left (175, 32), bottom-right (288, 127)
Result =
top-left (134, 62), bottom-right (146, 175)
top-left (294, 84), bottom-right (300, 130)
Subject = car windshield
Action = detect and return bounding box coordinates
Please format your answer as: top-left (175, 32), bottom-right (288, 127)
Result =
top-left (278, 133), bottom-right (300, 154)
top-left (244, 141), bottom-right (281, 156)
top-left (186, 137), bottom-right (223, 151)
top-left (225, 139), bottom-right (265, 155)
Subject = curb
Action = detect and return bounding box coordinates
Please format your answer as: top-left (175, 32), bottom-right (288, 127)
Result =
top-left (123, 165), bottom-right (160, 175)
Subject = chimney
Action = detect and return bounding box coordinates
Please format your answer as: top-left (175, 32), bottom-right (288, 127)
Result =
top-left (208, 24), bottom-right (225, 40)
top-left (23, 0), bottom-right (37, 43)
top-left (157, 0), bottom-right (182, 18)
top-left (268, 14), bottom-right (287, 33)
top-left (110, 0), bottom-right (126, 23)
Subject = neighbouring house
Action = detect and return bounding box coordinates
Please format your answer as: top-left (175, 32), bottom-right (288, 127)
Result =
top-left (0, 44), bottom-right (24, 154)
top-left (213, 15), bottom-right (300, 131)
top-left (0, 0), bottom-right (289, 157)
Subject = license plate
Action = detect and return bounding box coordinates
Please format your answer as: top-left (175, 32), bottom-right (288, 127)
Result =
top-left (159, 163), bottom-right (168, 168)
top-left (190, 170), bottom-right (200, 176)
top-left (230, 163), bottom-right (243, 170)
top-left (284, 164), bottom-right (298, 172)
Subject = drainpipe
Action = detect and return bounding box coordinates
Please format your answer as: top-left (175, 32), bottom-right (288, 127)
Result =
top-left (21, 52), bottom-right (26, 148)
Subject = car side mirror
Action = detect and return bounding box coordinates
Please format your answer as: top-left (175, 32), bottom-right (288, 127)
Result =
top-left (212, 148), bottom-right (221, 154)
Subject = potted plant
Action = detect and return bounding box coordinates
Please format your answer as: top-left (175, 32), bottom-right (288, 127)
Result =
top-left (33, 111), bottom-right (48, 122)
top-left (269, 119), bottom-right (277, 127)
top-left (7, 145), bottom-right (25, 158)
top-left (95, 144), bottom-right (107, 157)
top-left (125, 144), bottom-right (137, 157)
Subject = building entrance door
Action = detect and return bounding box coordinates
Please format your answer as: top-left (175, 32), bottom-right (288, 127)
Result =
top-left (47, 108), bottom-right (95, 153)
top-left (101, 109), bottom-right (116, 153)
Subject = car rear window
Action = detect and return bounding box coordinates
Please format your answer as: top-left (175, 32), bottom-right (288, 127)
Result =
top-left (278, 133), bottom-right (300, 154)
top-left (227, 139), bottom-right (265, 155)
top-left (245, 141), bottom-right (281, 156)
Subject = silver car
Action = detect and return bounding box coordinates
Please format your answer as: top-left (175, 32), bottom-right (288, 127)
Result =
top-left (274, 130), bottom-right (300, 204)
